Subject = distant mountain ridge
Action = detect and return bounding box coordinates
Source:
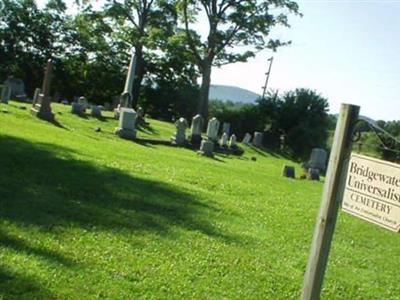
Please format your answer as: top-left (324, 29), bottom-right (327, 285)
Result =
top-left (209, 85), bottom-right (260, 104)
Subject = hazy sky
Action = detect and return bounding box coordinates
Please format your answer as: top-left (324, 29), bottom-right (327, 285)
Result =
top-left (37, 0), bottom-right (400, 120)
top-left (212, 0), bottom-right (400, 121)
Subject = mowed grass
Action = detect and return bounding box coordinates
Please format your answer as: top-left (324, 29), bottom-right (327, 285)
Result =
top-left (0, 101), bottom-right (399, 299)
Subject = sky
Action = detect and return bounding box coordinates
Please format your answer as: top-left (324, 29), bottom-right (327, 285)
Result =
top-left (211, 0), bottom-right (400, 121)
top-left (37, 0), bottom-right (400, 120)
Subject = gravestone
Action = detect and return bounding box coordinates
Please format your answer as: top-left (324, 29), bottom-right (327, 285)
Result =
top-left (307, 168), bottom-right (320, 181)
top-left (114, 104), bottom-right (121, 119)
top-left (309, 148), bottom-right (328, 171)
top-left (229, 134), bottom-right (237, 148)
top-left (222, 122), bottom-right (231, 135)
top-left (104, 102), bottom-right (111, 111)
top-left (71, 102), bottom-right (85, 115)
top-left (242, 133), bottom-right (252, 144)
top-left (253, 132), bottom-right (263, 148)
top-left (206, 117), bottom-right (220, 142)
top-left (32, 88), bottom-right (41, 106)
top-left (190, 114), bottom-right (203, 146)
top-left (171, 117), bottom-right (188, 145)
top-left (3, 76), bottom-right (26, 98)
top-left (31, 59), bottom-right (54, 121)
top-left (1, 84), bottom-right (11, 104)
top-left (115, 107), bottom-right (137, 139)
top-left (220, 132), bottom-right (228, 148)
top-left (199, 139), bottom-right (214, 157)
top-left (282, 165), bottom-right (295, 178)
top-left (91, 105), bottom-right (102, 117)
top-left (78, 96), bottom-right (88, 110)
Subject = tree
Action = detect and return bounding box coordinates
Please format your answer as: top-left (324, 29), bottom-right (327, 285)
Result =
top-left (181, 0), bottom-right (300, 119)
top-left (99, 0), bottom-right (179, 107)
top-left (0, 0), bottom-right (71, 95)
top-left (257, 88), bottom-right (329, 158)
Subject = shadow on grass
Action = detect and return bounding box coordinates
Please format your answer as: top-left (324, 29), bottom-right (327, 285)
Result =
top-left (136, 122), bottom-right (159, 135)
top-left (0, 229), bottom-right (75, 267)
top-left (0, 135), bottom-right (232, 241)
top-left (0, 266), bottom-right (55, 300)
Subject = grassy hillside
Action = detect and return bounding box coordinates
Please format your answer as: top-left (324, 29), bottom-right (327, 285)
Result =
top-left (0, 101), bottom-right (399, 299)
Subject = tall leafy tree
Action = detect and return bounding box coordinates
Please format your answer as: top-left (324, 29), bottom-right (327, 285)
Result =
top-left (180, 0), bottom-right (300, 119)
top-left (98, 0), bottom-right (179, 106)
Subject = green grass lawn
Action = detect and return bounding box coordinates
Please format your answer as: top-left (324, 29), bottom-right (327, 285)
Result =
top-left (1, 101), bottom-right (399, 299)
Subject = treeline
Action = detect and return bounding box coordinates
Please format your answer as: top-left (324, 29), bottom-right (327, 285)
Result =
top-left (210, 88), bottom-right (330, 159)
top-left (0, 0), bottom-right (200, 119)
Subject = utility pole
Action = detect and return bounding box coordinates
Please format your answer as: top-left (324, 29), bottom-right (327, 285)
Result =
top-left (261, 57), bottom-right (274, 99)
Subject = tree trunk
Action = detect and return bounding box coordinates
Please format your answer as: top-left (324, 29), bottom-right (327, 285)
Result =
top-left (198, 60), bottom-right (212, 121)
top-left (131, 45), bottom-right (145, 108)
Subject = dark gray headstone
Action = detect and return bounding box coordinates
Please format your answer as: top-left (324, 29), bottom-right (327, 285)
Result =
top-left (282, 165), bottom-right (295, 178)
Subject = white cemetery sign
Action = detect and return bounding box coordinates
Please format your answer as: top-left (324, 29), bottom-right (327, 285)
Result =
top-left (342, 153), bottom-right (400, 232)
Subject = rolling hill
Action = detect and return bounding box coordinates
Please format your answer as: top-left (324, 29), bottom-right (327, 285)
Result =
top-left (209, 84), bottom-right (261, 103)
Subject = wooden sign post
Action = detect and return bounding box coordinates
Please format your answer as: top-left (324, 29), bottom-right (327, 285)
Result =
top-left (301, 103), bottom-right (360, 300)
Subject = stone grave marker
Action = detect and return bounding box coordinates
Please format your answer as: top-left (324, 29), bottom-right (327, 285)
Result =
top-left (91, 105), bottom-right (102, 117)
top-left (229, 134), bottom-right (237, 148)
top-left (1, 84), bottom-right (11, 104)
top-left (282, 165), bottom-right (295, 178)
top-left (190, 114), bottom-right (203, 146)
top-left (31, 59), bottom-right (54, 121)
top-left (253, 131), bottom-right (263, 148)
top-left (222, 122), bottom-right (230, 135)
top-left (171, 117), bottom-right (188, 145)
top-left (220, 132), bottom-right (228, 148)
top-left (307, 168), bottom-right (320, 181)
top-left (242, 133), bottom-right (252, 144)
top-left (199, 139), bottom-right (214, 157)
top-left (3, 76), bottom-right (26, 99)
top-left (115, 107), bottom-right (137, 139)
top-left (309, 148), bottom-right (328, 171)
top-left (206, 117), bottom-right (220, 142)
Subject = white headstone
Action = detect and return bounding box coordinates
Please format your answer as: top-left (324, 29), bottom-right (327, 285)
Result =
top-left (206, 117), bottom-right (220, 142)
top-left (229, 134), bottom-right (237, 148)
top-left (253, 132), bottom-right (263, 148)
top-left (220, 133), bottom-right (228, 147)
top-left (115, 108), bottom-right (137, 139)
top-left (199, 139), bottom-right (214, 157)
top-left (171, 117), bottom-right (188, 145)
top-left (242, 133), bottom-right (252, 144)
top-left (191, 114), bottom-right (203, 136)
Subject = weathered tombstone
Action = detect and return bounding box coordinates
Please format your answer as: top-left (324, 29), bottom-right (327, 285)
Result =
top-left (0, 84), bottom-right (11, 104)
top-left (136, 106), bottom-right (145, 125)
top-left (220, 132), bottom-right (228, 148)
top-left (190, 114), bottom-right (203, 146)
top-left (222, 122), bottom-right (231, 135)
top-left (115, 107), bottom-right (137, 139)
top-left (91, 105), bottom-right (102, 117)
top-left (242, 133), bottom-right (252, 144)
top-left (282, 165), bottom-right (295, 178)
top-left (307, 168), bottom-right (320, 181)
top-left (309, 148), bottom-right (328, 171)
top-left (3, 76), bottom-right (26, 98)
top-left (253, 131), bottom-right (263, 148)
top-left (114, 104), bottom-right (121, 119)
top-left (229, 134), bottom-right (237, 148)
top-left (198, 139), bottom-right (214, 157)
top-left (206, 117), bottom-right (220, 142)
top-left (32, 88), bottom-right (41, 106)
top-left (31, 59), bottom-right (54, 121)
top-left (71, 102), bottom-right (85, 115)
top-left (78, 96), bottom-right (88, 109)
top-left (171, 117), bottom-right (188, 145)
